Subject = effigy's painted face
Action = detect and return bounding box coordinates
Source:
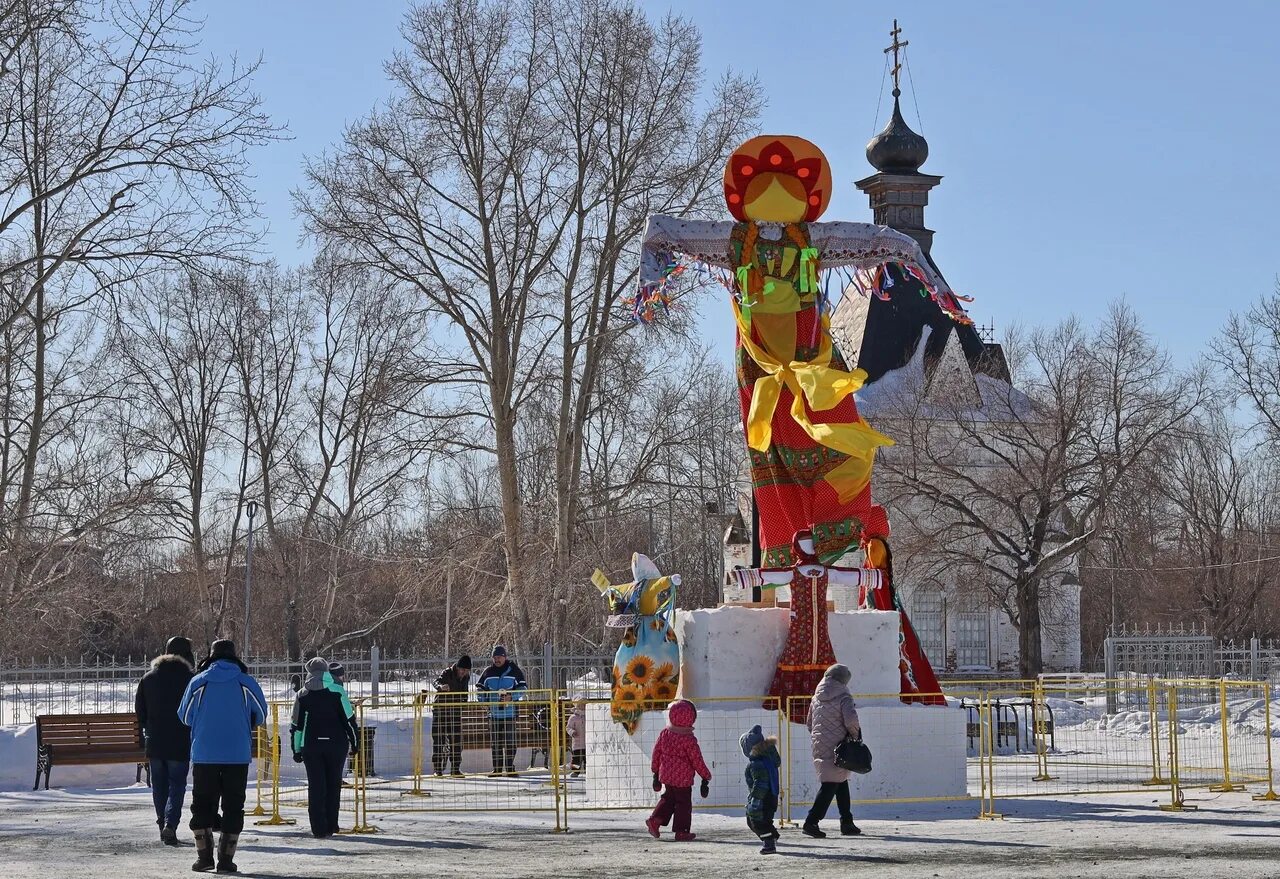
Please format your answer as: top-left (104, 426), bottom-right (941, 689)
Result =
top-left (724, 135), bottom-right (832, 223)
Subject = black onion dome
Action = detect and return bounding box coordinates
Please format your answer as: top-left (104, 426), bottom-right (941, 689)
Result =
top-left (866, 92), bottom-right (928, 174)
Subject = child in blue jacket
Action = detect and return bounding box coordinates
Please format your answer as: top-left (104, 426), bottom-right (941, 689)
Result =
top-left (740, 724), bottom-right (781, 855)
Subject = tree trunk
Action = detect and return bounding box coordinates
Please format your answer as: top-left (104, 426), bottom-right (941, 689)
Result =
top-left (494, 407), bottom-right (534, 651)
top-left (1016, 574), bottom-right (1043, 678)
top-left (286, 597), bottom-right (301, 661)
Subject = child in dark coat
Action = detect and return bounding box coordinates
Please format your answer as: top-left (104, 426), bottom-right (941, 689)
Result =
top-left (741, 724), bottom-right (781, 854)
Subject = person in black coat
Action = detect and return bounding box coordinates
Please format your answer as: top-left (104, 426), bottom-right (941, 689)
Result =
top-left (290, 656), bottom-right (360, 838)
top-left (135, 636), bottom-right (195, 845)
top-left (430, 655), bottom-right (471, 777)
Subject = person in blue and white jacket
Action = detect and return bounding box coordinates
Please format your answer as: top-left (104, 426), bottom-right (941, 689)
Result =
top-left (477, 646), bottom-right (527, 777)
top-left (178, 639), bottom-right (267, 874)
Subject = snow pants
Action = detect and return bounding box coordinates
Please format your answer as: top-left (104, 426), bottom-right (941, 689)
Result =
top-left (650, 785), bottom-right (693, 834)
top-left (303, 742), bottom-right (348, 837)
top-left (190, 763), bottom-right (249, 835)
top-left (747, 792), bottom-right (779, 841)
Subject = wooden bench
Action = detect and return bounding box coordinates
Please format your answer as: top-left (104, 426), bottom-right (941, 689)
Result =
top-left (426, 699), bottom-right (561, 769)
top-left (34, 713), bottom-right (149, 790)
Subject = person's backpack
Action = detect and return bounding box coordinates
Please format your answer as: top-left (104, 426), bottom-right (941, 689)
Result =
top-left (834, 733), bottom-right (873, 774)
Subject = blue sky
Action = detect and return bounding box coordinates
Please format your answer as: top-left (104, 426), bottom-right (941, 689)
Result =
top-left (199, 1), bottom-right (1280, 367)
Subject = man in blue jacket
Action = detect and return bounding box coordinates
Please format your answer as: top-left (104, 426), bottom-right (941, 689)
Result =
top-left (477, 645), bottom-right (527, 777)
top-left (179, 639), bottom-right (267, 873)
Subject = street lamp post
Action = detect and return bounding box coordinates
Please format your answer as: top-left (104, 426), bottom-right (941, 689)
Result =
top-left (244, 501), bottom-right (258, 657)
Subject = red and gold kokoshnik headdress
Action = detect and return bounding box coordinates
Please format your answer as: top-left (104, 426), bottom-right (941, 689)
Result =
top-left (724, 135), bottom-right (833, 223)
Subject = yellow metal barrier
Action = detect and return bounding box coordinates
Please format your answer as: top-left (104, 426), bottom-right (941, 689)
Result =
top-left (253, 703), bottom-right (296, 827)
top-left (1253, 681), bottom-right (1279, 802)
top-left (234, 678), bottom-right (1272, 830)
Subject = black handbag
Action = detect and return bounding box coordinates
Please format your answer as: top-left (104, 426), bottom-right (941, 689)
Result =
top-left (834, 733), bottom-right (872, 774)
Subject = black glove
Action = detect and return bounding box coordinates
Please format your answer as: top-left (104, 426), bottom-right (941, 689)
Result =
top-left (699, 778), bottom-right (710, 799)
top-left (292, 751), bottom-right (303, 764)
top-left (652, 772), bottom-right (661, 792)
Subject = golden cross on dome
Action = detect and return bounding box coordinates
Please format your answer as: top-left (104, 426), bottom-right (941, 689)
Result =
top-left (884, 19), bottom-right (909, 96)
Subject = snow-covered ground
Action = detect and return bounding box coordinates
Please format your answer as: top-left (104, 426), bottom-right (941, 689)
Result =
top-left (3, 785), bottom-right (1280, 878)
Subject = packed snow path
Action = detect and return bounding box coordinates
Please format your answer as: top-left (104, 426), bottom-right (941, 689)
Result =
top-left (3, 787), bottom-right (1279, 878)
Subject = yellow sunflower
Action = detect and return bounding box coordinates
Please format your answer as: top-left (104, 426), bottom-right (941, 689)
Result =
top-left (665, 628), bottom-right (678, 643)
top-left (615, 683), bottom-right (643, 707)
top-left (649, 619), bottom-right (664, 632)
top-left (625, 655), bottom-right (653, 684)
top-left (652, 662), bottom-right (675, 683)
top-left (652, 680), bottom-right (678, 703)
top-left (622, 629), bottom-right (637, 648)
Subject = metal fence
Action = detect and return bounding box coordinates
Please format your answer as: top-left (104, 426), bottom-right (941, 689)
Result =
top-left (0, 645), bottom-right (616, 726)
top-left (238, 678), bottom-right (1278, 831)
top-left (1103, 625), bottom-right (1280, 686)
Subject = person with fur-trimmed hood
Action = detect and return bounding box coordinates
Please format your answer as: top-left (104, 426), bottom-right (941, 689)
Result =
top-left (740, 724), bottom-right (782, 855)
top-left (645, 699), bottom-right (711, 842)
top-left (135, 636), bottom-right (195, 845)
top-left (179, 639), bottom-right (267, 873)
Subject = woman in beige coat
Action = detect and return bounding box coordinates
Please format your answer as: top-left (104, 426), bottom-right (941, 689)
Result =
top-left (803, 664), bottom-right (862, 838)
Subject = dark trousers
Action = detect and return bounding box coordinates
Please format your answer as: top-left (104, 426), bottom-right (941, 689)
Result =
top-left (650, 784), bottom-right (693, 834)
top-left (190, 763), bottom-right (249, 835)
top-left (747, 792), bottom-right (779, 841)
top-left (432, 717), bottom-right (461, 774)
top-left (806, 779), bottom-right (852, 824)
top-left (149, 759), bottom-right (189, 829)
top-left (303, 743), bottom-right (347, 837)
top-left (490, 716), bottom-right (516, 773)
top-left (570, 748), bottom-right (586, 769)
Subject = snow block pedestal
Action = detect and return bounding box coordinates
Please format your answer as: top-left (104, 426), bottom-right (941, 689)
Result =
top-left (581, 606), bottom-right (968, 811)
top-left (583, 702), bottom-right (967, 808)
top-left (675, 606), bottom-right (903, 706)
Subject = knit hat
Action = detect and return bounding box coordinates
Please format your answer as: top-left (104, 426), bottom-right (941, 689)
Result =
top-left (667, 699), bottom-right (697, 729)
top-left (327, 661), bottom-right (345, 682)
top-left (165, 636), bottom-right (195, 666)
top-left (455, 655), bottom-right (472, 670)
top-left (210, 639), bottom-right (238, 661)
top-left (739, 724), bottom-right (765, 758)
top-left (492, 645), bottom-right (507, 658)
top-left (305, 656), bottom-right (329, 691)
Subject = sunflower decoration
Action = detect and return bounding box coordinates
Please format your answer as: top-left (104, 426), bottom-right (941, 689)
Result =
top-left (625, 655), bottom-right (652, 684)
top-left (592, 552), bottom-right (683, 734)
top-left (651, 679), bottom-right (678, 703)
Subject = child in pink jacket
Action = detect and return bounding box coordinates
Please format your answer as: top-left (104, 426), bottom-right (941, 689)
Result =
top-left (645, 699), bottom-right (711, 841)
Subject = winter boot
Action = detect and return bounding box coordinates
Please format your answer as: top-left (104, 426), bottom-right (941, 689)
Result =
top-left (801, 822), bottom-right (826, 839)
top-left (191, 828), bottom-right (215, 872)
top-left (215, 832), bottom-right (239, 874)
top-left (840, 818), bottom-right (862, 836)
top-left (674, 831), bottom-right (697, 842)
top-left (645, 816), bottom-right (661, 838)
top-left (157, 818), bottom-right (165, 842)
top-left (760, 837), bottom-right (777, 855)
top-left (161, 826), bottom-right (179, 846)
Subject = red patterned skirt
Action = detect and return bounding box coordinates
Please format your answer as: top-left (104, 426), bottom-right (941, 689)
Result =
top-left (737, 307), bottom-right (889, 567)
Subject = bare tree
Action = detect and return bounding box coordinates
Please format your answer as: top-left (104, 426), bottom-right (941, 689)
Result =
top-left (875, 304), bottom-right (1205, 675)
top-left (298, 0), bottom-right (754, 649)
top-left (114, 269), bottom-right (240, 642)
top-left (0, 0), bottom-right (277, 597)
top-left (1212, 283), bottom-right (1280, 446)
